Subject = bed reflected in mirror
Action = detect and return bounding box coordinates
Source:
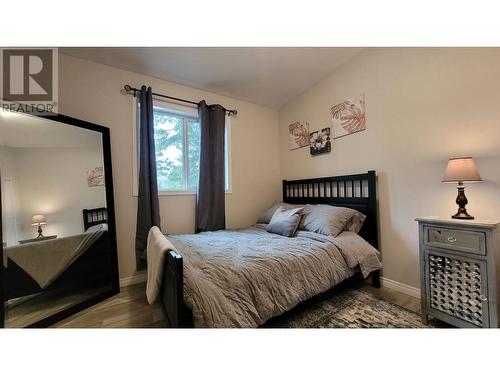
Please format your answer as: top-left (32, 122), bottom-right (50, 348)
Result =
top-left (0, 111), bottom-right (119, 328)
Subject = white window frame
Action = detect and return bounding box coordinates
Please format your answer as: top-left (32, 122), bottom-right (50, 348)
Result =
top-left (132, 98), bottom-right (232, 196)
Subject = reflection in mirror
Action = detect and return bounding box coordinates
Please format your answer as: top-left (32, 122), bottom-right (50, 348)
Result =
top-left (0, 111), bottom-right (117, 327)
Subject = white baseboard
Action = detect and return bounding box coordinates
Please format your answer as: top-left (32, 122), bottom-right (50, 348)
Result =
top-left (119, 272), bottom-right (147, 287)
top-left (119, 273), bottom-right (420, 298)
top-left (381, 277), bottom-right (421, 299)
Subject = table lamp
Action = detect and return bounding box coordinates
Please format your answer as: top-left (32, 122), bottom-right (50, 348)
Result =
top-left (442, 157), bottom-right (482, 220)
top-left (32, 214), bottom-right (47, 238)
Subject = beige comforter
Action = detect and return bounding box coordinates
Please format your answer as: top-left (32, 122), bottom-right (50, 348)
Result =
top-left (4, 230), bottom-right (105, 289)
top-left (159, 225), bottom-right (381, 328)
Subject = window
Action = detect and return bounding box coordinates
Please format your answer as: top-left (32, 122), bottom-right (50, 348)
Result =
top-left (134, 101), bottom-right (231, 195)
top-left (153, 108), bottom-right (199, 191)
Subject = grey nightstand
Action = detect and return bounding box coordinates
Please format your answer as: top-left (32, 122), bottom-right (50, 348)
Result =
top-left (416, 217), bottom-right (500, 328)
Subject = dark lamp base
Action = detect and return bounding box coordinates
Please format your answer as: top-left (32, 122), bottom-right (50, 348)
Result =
top-left (451, 184), bottom-right (474, 220)
top-left (452, 210), bottom-right (474, 220)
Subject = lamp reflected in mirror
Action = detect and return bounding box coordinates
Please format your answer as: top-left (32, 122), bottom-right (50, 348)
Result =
top-left (31, 214), bottom-right (47, 238)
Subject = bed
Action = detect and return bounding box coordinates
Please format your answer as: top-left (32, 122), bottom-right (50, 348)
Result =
top-left (153, 171), bottom-right (381, 327)
top-left (2, 207), bottom-right (112, 301)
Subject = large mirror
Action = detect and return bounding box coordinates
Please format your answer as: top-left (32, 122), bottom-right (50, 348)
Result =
top-left (0, 111), bottom-right (119, 328)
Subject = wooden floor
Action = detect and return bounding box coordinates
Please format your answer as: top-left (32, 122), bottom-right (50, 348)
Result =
top-left (50, 282), bottom-right (422, 328)
top-left (51, 282), bottom-right (165, 328)
top-left (5, 285), bottom-right (108, 328)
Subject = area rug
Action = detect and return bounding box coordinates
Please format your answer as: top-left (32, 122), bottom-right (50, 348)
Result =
top-left (265, 289), bottom-right (431, 328)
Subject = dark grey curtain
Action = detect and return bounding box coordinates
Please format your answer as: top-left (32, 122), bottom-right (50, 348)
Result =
top-left (135, 86), bottom-right (161, 270)
top-left (196, 100), bottom-right (226, 232)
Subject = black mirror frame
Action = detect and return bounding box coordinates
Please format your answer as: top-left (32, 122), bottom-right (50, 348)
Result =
top-left (0, 112), bottom-right (120, 328)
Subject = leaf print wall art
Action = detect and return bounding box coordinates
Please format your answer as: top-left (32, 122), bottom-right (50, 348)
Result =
top-left (87, 167), bottom-right (105, 187)
top-left (330, 94), bottom-right (366, 139)
top-left (288, 121), bottom-right (310, 150)
top-left (309, 127), bottom-right (331, 156)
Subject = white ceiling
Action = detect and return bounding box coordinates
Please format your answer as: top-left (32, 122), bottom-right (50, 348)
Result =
top-left (60, 48), bottom-right (362, 109)
top-left (0, 112), bottom-right (101, 148)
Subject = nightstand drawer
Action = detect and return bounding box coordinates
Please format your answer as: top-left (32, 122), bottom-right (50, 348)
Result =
top-left (424, 225), bottom-right (486, 256)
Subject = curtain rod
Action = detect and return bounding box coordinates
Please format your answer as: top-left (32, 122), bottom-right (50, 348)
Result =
top-left (123, 85), bottom-right (237, 116)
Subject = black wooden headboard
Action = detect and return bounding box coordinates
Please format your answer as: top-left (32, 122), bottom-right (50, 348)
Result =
top-left (282, 170), bottom-right (378, 249)
top-left (83, 207), bottom-right (108, 231)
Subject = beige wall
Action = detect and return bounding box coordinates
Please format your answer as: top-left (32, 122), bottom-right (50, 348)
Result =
top-left (0, 146), bottom-right (16, 177)
top-left (0, 146), bottom-right (21, 246)
top-left (279, 48), bottom-right (500, 288)
top-left (1, 145), bottom-right (105, 243)
top-left (13, 146), bottom-right (106, 240)
top-left (58, 54), bottom-right (281, 280)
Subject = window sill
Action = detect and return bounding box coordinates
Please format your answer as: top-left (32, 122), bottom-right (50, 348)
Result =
top-left (132, 190), bottom-right (232, 197)
top-left (159, 190), bottom-right (196, 196)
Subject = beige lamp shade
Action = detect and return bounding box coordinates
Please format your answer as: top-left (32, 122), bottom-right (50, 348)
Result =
top-left (442, 157), bottom-right (482, 183)
top-left (31, 214), bottom-right (47, 226)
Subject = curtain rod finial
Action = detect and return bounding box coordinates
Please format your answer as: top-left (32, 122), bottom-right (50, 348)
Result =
top-left (121, 84), bottom-right (134, 96)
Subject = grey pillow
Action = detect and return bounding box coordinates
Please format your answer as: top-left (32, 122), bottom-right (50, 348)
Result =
top-left (266, 207), bottom-right (304, 237)
top-left (257, 202), bottom-right (281, 224)
top-left (257, 202), bottom-right (304, 224)
top-left (344, 211), bottom-right (366, 233)
top-left (300, 204), bottom-right (364, 237)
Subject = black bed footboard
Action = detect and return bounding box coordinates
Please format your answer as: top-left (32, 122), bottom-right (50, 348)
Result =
top-left (160, 250), bottom-right (192, 327)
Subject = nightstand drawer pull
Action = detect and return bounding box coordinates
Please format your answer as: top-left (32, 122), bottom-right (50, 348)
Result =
top-left (447, 236), bottom-right (457, 243)
top-left (479, 295), bottom-right (488, 301)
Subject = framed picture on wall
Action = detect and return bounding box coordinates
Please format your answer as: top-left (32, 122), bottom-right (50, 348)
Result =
top-left (87, 167), bottom-right (105, 187)
top-left (330, 94), bottom-right (366, 139)
top-left (309, 127), bottom-right (331, 155)
top-left (288, 121), bottom-right (310, 150)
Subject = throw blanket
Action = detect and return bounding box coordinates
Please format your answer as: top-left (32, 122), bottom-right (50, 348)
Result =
top-left (327, 231), bottom-right (381, 277)
top-left (146, 226), bottom-right (178, 304)
top-left (147, 225), bottom-right (381, 328)
top-left (4, 230), bottom-right (105, 289)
